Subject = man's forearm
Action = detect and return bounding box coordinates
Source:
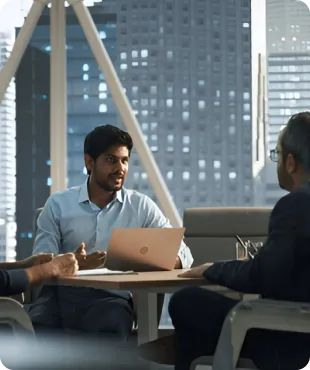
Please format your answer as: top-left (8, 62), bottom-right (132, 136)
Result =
top-left (25, 264), bottom-right (57, 285)
top-left (203, 260), bottom-right (259, 294)
top-left (0, 262), bottom-right (57, 296)
top-left (0, 261), bottom-right (25, 270)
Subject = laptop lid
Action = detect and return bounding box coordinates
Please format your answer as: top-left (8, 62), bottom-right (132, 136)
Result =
top-left (104, 228), bottom-right (185, 272)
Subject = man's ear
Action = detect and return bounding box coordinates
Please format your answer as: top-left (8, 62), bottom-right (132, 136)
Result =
top-left (285, 153), bottom-right (297, 174)
top-left (84, 154), bottom-right (94, 174)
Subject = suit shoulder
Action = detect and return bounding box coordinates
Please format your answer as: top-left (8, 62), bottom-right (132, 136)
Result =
top-left (286, 185), bottom-right (310, 202)
top-left (274, 186), bottom-right (310, 212)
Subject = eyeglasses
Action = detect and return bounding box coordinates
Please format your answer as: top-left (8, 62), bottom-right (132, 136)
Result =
top-left (270, 149), bottom-right (280, 162)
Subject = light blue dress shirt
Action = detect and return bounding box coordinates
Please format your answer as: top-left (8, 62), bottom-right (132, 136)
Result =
top-left (33, 181), bottom-right (194, 269)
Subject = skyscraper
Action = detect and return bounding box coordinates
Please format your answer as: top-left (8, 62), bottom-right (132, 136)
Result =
top-left (267, 0), bottom-right (310, 152)
top-left (114, 0), bottom-right (262, 209)
top-left (15, 45), bottom-right (50, 260)
top-left (267, 0), bottom-right (310, 52)
top-left (268, 52), bottom-right (310, 150)
top-left (264, 0), bottom-right (310, 206)
top-left (0, 29), bottom-right (16, 262)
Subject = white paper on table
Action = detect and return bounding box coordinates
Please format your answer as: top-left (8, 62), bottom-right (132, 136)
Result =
top-left (76, 268), bottom-right (137, 276)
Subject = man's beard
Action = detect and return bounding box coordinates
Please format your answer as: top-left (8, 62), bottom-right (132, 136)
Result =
top-left (278, 169), bottom-right (293, 192)
top-left (95, 176), bottom-right (124, 192)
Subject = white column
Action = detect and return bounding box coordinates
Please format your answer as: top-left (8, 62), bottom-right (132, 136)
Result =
top-left (0, 0), bottom-right (49, 104)
top-left (50, 0), bottom-right (67, 193)
top-left (68, 0), bottom-right (182, 227)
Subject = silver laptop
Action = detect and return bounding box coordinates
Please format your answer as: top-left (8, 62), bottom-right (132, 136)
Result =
top-left (104, 228), bottom-right (185, 272)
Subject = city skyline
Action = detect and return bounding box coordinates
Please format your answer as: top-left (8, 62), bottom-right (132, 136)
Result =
top-left (13, 0), bottom-right (267, 213)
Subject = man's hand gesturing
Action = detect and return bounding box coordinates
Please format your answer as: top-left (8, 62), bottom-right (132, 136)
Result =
top-left (75, 243), bottom-right (106, 270)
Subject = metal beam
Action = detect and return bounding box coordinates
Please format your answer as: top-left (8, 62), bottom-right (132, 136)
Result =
top-left (50, 0), bottom-right (67, 193)
top-left (0, 0), bottom-right (49, 104)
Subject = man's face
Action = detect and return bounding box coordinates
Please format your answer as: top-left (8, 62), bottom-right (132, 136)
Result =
top-left (276, 135), bottom-right (295, 191)
top-left (85, 145), bottom-right (129, 192)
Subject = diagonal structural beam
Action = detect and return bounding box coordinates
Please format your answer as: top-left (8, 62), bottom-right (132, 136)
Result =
top-left (68, 0), bottom-right (182, 227)
top-left (0, 0), bottom-right (49, 104)
top-left (50, 0), bottom-right (67, 193)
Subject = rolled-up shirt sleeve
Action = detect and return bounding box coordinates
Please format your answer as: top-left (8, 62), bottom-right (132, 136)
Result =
top-left (0, 269), bottom-right (29, 296)
top-left (140, 195), bottom-right (194, 268)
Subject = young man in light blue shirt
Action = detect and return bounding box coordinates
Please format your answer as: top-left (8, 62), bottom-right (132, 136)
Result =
top-left (27, 124), bottom-right (193, 340)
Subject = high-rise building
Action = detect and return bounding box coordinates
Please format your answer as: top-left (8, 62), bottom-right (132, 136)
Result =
top-left (268, 52), bottom-right (310, 150)
top-left (0, 29), bottom-right (16, 262)
top-left (15, 45), bottom-right (50, 260)
top-left (115, 0), bottom-right (265, 209)
top-left (264, 0), bottom-right (310, 206)
top-left (267, 0), bottom-right (310, 145)
top-left (267, 0), bottom-right (310, 52)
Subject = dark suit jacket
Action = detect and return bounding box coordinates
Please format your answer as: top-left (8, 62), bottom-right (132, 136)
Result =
top-left (204, 185), bottom-right (310, 369)
top-left (0, 269), bottom-right (29, 296)
top-left (204, 184), bottom-right (310, 301)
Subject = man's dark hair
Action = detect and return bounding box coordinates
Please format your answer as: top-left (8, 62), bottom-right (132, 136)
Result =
top-left (281, 111), bottom-right (310, 172)
top-left (84, 124), bottom-right (133, 161)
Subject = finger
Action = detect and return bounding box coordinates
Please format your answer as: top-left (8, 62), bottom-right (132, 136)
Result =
top-left (76, 243), bottom-right (86, 255)
top-left (86, 253), bottom-right (105, 260)
top-left (65, 253), bottom-right (76, 260)
top-left (87, 254), bottom-right (106, 261)
top-left (39, 254), bottom-right (53, 260)
top-left (68, 261), bottom-right (79, 276)
top-left (89, 251), bottom-right (105, 256)
top-left (39, 255), bottom-right (53, 264)
top-left (178, 273), bottom-right (188, 278)
top-left (177, 270), bottom-right (190, 277)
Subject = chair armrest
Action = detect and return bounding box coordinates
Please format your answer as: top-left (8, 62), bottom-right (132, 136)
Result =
top-left (0, 297), bottom-right (34, 335)
top-left (7, 294), bottom-right (24, 304)
top-left (212, 299), bottom-right (310, 370)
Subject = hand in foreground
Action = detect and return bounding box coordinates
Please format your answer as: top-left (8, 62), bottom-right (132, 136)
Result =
top-left (26, 253), bottom-right (79, 285)
top-left (21, 253), bottom-right (54, 268)
top-left (75, 243), bottom-right (106, 270)
top-left (49, 253), bottom-right (79, 277)
top-left (177, 263), bottom-right (213, 278)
